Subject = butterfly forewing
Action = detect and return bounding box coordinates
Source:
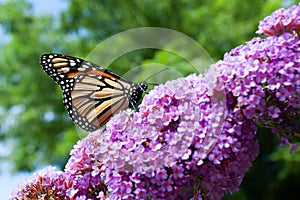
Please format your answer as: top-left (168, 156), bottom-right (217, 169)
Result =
top-left (40, 53), bottom-right (147, 131)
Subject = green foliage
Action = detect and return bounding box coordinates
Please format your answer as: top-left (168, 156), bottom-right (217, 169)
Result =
top-left (0, 0), bottom-right (78, 172)
top-left (0, 0), bottom-right (299, 198)
top-left (224, 128), bottom-right (300, 200)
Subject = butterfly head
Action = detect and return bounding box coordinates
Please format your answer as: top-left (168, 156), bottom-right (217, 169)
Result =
top-left (129, 82), bottom-right (147, 108)
top-left (139, 82), bottom-right (148, 92)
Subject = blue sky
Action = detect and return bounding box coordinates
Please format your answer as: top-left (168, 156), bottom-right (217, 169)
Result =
top-left (28, 0), bottom-right (68, 16)
top-left (0, 170), bottom-right (32, 198)
top-left (0, 0), bottom-right (68, 198)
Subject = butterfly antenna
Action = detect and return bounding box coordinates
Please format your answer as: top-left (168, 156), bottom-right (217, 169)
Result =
top-left (143, 67), bottom-right (170, 82)
top-left (147, 82), bottom-right (159, 86)
top-left (137, 67), bottom-right (169, 94)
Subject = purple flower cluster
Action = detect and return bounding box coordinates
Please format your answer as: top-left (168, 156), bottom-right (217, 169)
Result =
top-left (215, 32), bottom-right (300, 149)
top-left (257, 3), bottom-right (300, 36)
top-left (11, 167), bottom-right (72, 199)
top-left (64, 74), bottom-right (234, 199)
top-left (11, 4), bottom-right (300, 200)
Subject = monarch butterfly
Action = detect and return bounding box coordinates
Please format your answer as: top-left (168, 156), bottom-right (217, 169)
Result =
top-left (40, 53), bottom-right (147, 131)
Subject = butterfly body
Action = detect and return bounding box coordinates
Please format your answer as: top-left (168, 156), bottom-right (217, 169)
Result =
top-left (40, 54), bottom-right (147, 131)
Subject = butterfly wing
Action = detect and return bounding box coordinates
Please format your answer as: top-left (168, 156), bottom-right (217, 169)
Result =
top-left (40, 53), bottom-right (142, 131)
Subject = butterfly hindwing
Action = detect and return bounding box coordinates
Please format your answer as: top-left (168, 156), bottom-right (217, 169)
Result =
top-left (68, 74), bottom-right (130, 130)
top-left (40, 53), bottom-right (147, 131)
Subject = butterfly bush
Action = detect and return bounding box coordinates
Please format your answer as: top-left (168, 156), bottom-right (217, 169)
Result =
top-left (11, 3), bottom-right (300, 200)
top-left (11, 72), bottom-right (259, 200)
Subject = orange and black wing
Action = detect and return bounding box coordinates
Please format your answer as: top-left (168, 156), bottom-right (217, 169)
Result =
top-left (40, 53), bottom-right (147, 131)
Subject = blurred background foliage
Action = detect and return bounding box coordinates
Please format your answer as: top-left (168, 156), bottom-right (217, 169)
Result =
top-left (0, 0), bottom-right (299, 199)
